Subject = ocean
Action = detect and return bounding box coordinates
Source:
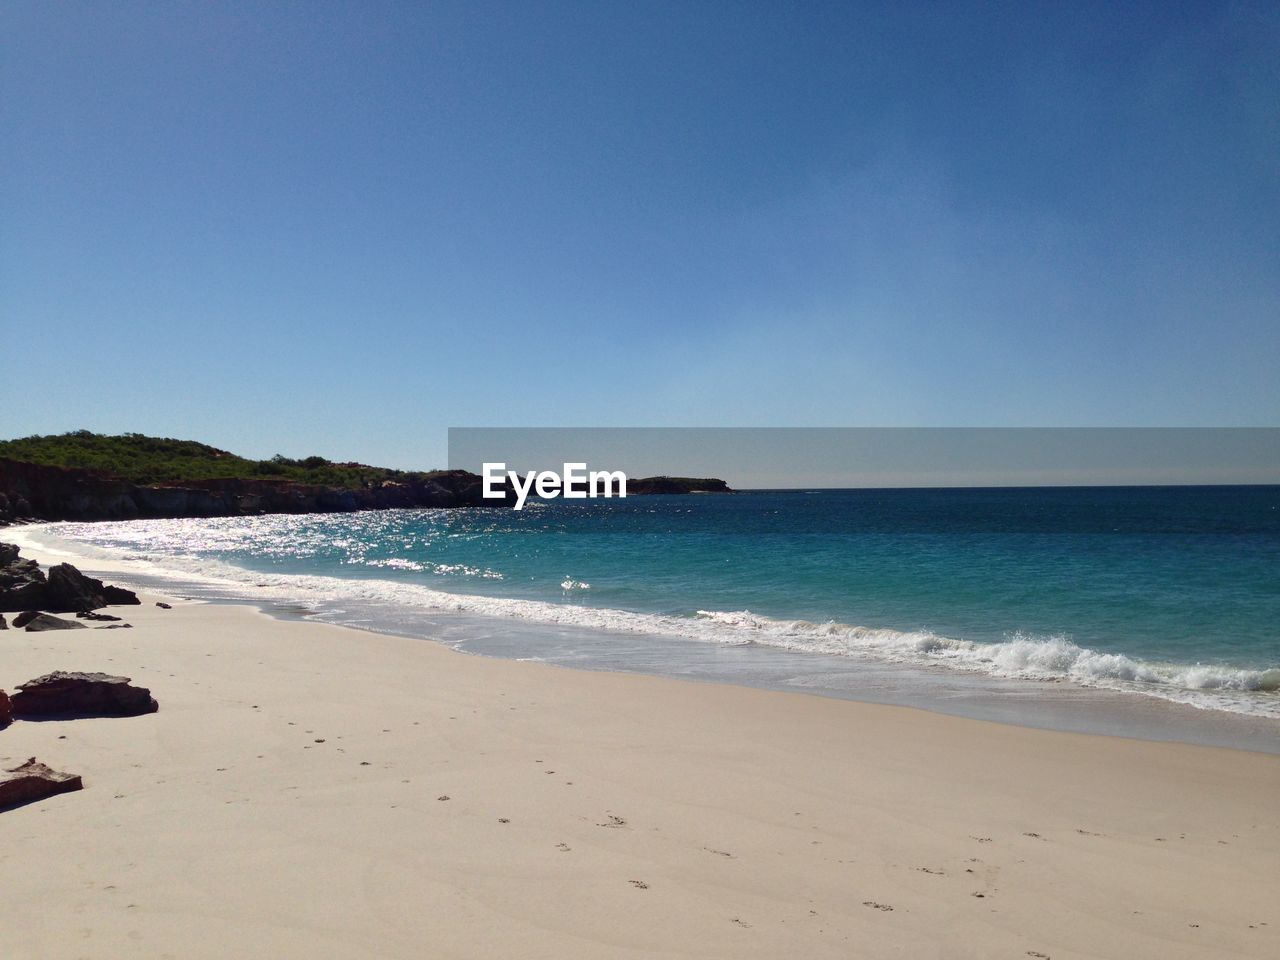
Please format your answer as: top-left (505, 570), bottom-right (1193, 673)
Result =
top-left (23, 486), bottom-right (1280, 745)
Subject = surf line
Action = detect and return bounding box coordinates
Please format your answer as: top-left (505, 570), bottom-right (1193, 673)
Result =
top-left (482, 462), bottom-right (627, 510)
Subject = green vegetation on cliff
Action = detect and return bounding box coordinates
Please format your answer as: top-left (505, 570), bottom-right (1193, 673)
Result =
top-left (0, 431), bottom-right (417, 488)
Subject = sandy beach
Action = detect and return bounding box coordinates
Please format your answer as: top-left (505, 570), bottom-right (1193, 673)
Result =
top-left (2, 542), bottom-right (1278, 960)
top-left (8, 2), bottom-right (1278, 955)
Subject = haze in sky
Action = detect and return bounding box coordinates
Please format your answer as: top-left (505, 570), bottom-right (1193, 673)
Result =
top-left (449, 428), bottom-right (1280, 488)
top-left (3, 1), bottom-right (1277, 469)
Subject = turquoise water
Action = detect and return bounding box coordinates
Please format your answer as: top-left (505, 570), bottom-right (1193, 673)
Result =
top-left (35, 486), bottom-right (1280, 718)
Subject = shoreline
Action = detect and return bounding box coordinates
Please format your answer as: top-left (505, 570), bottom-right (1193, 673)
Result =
top-left (10, 523), bottom-right (1280, 756)
top-left (4, 565), bottom-right (1279, 956)
top-left (2, 539), bottom-right (1280, 957)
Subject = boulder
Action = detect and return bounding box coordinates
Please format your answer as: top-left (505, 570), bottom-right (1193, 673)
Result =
top-left (0, 546), bottom-right (139, 612)
top-left (22, 613), bottom-right (88, 632)
top-left (0, 613), bottom-right (6, 630)
top-left (2, 558), bottom-right (42, 577)
top-left (11, 671), bottom-right (158, 718)
top-left (76, 611), bottom-right (122, 621)
top-left (0, 580), bottom-right (50, 611)
top-left (12, 610), bottom-right (41, 627)
top-left (45, 563), bottom-right (107, 611)
top-left (103, 584), bottom-right (140, 605)
top-left (156, 602), bottom-right (172, 610)
top-left (0, 758), bottom-right (83, 809)
top-left (0, 690), bottom-right (10, 726)
top-left (0, 562), bottom-right (49, 612)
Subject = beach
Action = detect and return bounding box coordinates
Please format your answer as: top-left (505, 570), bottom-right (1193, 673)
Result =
top-left (2, 541), bottom-right (1277, 959)
top-left (8, 1), bottom-right (1278, 954)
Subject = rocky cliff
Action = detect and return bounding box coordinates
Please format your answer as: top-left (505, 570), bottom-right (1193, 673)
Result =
top-left (0, 458), bottom-right (732, 525)
top-left (0, 458), bottom-right (501, 524)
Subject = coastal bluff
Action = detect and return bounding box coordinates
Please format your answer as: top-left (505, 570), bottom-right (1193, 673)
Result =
top-left (0, 456), bottom-right (493, 523)
top-left (0, 433), bottom-right (731, 524)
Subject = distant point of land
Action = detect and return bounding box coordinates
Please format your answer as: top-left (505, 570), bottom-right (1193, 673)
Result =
top-left (0, 431), bottom-right (730, 524)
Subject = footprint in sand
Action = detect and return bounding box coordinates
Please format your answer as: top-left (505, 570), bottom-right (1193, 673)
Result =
top-left (862, 901), bottom-right (893, 912)
top-left (598, 814), bottom-right (627, 829)
top-left (628, 880), bottom-right (649, 889)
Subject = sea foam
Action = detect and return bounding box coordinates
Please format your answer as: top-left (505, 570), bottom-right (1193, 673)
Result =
top-left (13, 524), bottom-right (1280, 720)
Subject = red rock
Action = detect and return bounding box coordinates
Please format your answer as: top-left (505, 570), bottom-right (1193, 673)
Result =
top-left (0, 758), bottom-right (83, 809)
top-left (11, 671), bottom-right (158, 718)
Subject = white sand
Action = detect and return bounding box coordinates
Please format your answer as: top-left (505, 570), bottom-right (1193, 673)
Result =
top-left (1, 542), bottom-right (1277, 959)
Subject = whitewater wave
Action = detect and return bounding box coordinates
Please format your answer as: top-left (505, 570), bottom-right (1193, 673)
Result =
top-left (692, 611), bottom-right (1280, 697)
top-left (13, 525), bottom-right (1280, 719)
top-left (363, 557), bottom-right (503, 579)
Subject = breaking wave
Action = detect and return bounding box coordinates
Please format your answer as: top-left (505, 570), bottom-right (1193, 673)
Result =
top-left (12, 525), bottom-right (1280, 720)
top-left (692, 610), bottom-right (1280, 701)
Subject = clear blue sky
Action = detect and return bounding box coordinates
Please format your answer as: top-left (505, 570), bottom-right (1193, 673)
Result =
top-left (3, 1), bottom-right (1277, 469)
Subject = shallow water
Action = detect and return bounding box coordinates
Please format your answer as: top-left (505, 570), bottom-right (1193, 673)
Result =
top-left (34, 487), bottom-right (1280, 719)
